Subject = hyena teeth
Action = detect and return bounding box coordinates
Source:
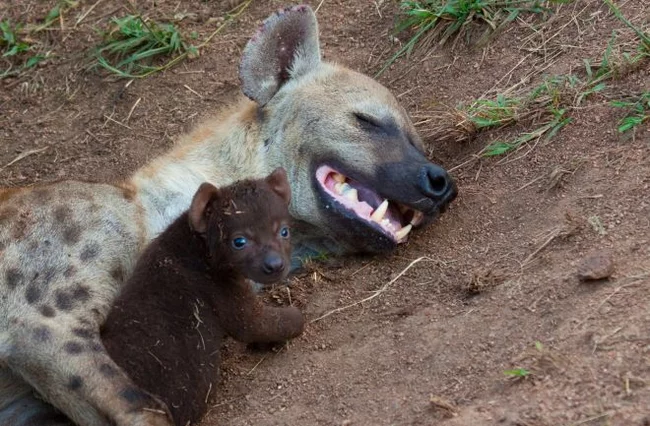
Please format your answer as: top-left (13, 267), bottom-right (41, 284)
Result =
top-left (332, 173), bottom-right (346, 183)
top-left (410, 211), bottom-right (424, 227)
top-left (343, 188), bottom-right (359, 202)
top-left (334, 182), bottom-right (350, 195)
top-left (395, 224), bottom-right (413, 241)
top-left (370, 199), bottom-right (389, 223)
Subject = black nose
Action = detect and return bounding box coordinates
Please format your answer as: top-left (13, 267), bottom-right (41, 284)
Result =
top-left (262, 253), bottom-right (285, 275)
top-left (418, 164), bottom-right (454, 200)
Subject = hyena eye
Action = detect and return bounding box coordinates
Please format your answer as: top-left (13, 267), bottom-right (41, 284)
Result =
top-left (353, 112), bottom-right (382, 129)
top-left (232, 237), bottom-right (248, 250)
top-left (279, 226), bottom-right (290, 239)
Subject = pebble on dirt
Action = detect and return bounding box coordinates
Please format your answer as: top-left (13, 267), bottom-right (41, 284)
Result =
top-left (577, 251), bottom-right (615, 281)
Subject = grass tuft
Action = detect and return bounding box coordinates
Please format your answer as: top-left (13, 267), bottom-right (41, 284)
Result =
top-left (0, 20), bottom-right (49, 78)
top-left (377, 0), bottom-right (564, 77)
top-left (503, 367), bottom-right (531, 378)
top-left (93, 15), bottom-right (194, 78)
top-left (1, 1), bottom-right (78, 79)
top-left (611, 92), bottom-right (650, 133)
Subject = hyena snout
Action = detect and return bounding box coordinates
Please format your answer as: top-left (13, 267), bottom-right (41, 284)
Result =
top-left (418, 164), bottom-right (457, 210)
top-left (262, 252), bottom-right (285, 275)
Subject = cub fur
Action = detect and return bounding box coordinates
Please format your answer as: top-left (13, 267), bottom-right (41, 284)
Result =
top-left (101, 169), bottom-right (305, 426)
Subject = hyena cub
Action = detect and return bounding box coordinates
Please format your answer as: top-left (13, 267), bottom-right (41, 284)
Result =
top-left (101, 168), bottom-right (305, 426)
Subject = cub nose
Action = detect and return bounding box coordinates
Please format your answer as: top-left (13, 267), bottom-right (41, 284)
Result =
top-left (418, 164), bottom-right (454, 200)
top-left (262, 253), bottom-right (285, 275)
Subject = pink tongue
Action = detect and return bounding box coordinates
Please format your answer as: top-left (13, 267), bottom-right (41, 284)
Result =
top-left (324, 175), bottom-right (337, 191)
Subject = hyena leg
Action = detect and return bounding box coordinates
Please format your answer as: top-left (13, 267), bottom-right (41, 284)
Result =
top-left (7, 321), bottom-right (172, 426)
top-left (235, 305), bottom-right (305, 343)
top-left (222, 285), bottom-right (305, 343)
top-left (0, 368), bottom-right (71, 426)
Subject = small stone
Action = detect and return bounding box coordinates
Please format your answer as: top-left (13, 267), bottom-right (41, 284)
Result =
top-left (577, 251), bottom-right (615, 281)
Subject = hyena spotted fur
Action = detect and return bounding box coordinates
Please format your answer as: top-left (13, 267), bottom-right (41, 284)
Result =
top-left (0, 5), bottom-right (457, 426)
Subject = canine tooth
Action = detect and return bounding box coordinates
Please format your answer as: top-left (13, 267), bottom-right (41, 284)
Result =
top-left (410, 211), bottom-right (424, 226)
top-left (370, 199), bottom-right (389, 223)
top-left (343, 188), bottom-right (358, 202)
top-left (395, 224), bottom-right (413, 241)
top-left (332, 173), bottom-right (346, 183)
top-left (382, 218), bottom-right (390, 227)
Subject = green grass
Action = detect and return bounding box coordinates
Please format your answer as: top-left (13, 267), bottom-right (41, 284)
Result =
top-left (0, 19), bottom-right (49, 78)
top-left (1, 1), bottom-right (78, 79)
top-left (503, 367), bottom-right (531, 378)
top-left (611, 92), bottom-right (650, 133)
top-left (92, 0), bottom-right (252, 79)
top-left (32, 0), bottom-right (79, 33)
top-left (93, 15), bottom-right (195, 78)
top-left (377, 0), bottom-right (563, 77)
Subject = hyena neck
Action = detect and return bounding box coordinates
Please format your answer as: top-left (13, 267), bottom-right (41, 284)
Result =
top-left (128, 100), bottom-right (265, 240)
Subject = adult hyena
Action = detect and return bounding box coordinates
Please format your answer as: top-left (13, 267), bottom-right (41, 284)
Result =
top-left (0, 5), bottom-right (456, 426)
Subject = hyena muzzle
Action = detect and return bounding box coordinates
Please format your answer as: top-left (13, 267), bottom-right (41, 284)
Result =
top-left (0, 4), bottom-right (456, 426)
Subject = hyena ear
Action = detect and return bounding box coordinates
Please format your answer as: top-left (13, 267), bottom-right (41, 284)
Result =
top-left (189, 183), bottom-right (220, 234)
top-left (239, 5), bottom-right (321, 107)
top-left (265, 168), bottom-right (291, 205)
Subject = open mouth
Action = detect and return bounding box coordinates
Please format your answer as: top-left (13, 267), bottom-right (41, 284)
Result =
top-left (315, 165), bottom-right (425, 243)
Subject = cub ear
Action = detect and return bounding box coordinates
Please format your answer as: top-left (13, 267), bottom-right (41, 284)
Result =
top-left (239, 5), bottom-right (321, 107)
top-left (265, 168), bottom-right (291, 205)
top-left (189, 183), bottom-right (220, 234)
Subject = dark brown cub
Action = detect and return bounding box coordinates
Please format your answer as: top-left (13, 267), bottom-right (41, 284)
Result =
top-left (101, 168), bottom-right (305, 426)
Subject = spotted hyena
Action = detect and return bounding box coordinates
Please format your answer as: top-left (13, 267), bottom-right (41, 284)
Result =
top-left (102, 168), bottom-right (304, 426)
top-left (0, 5), bottom-right (456, 426)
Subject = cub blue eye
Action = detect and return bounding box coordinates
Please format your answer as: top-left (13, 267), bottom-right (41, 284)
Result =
top-left (232, 237), bottom-right (247, 249)
top-left (279, 226), bottom-right (290, 238)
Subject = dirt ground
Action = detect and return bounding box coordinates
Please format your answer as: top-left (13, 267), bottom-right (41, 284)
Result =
top-left (1, 0), bottom-right (649, 425)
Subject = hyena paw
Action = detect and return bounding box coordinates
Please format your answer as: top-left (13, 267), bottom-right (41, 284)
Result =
top-left (117, 387), bottom-right (173, 426)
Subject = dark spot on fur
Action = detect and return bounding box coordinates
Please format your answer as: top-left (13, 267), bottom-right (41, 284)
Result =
top-left (33, 326), bottom-right (51, 342)
top-left (72, 284), bottom-right (91, 302)
top-left (0, 240), bottom-right (5, 252)
top-left (72, 327), bottom-right (94, 339)
top-left (63, 265), bottom-right (77, 278)
top-left (99, 363), bottom-right (118, 377)
top-left (88, 341), bottom-right (103, 352)
top-left (40, 305), bottom-right (56, 317)
top-left (63, 226), bottom-right (82, 245)
top-left (64, 341), bottom-right (84, 354)
top-left (55, 284), bottom-right (91, 311)
top-left (53, 206), bottom-right (72, 223)
top-left (25, 285), bottom-right (42, 304)
top-left (80, 243), bottom-right (100, 262)
top-left (67, 376), bottom-right (83, 391)
top-left (110, 265), bottom-right (126, 282)
top-left (54, 291), bottom-right (72, 310)
top-left (119, 387), bottom-right (152, 405)
top-left (5, 268), bottom-right (23, 289)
